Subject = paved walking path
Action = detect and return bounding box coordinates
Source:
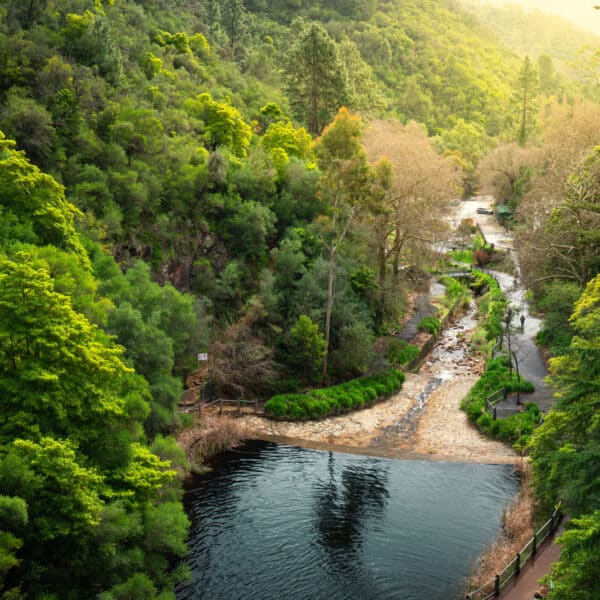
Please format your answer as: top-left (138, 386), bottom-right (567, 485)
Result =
top-left (501, 530), bottom-right (562, 600)
top-left (461, 197), bottom-right (562, 600)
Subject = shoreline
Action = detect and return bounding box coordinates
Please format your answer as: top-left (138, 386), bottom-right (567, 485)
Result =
top-left (244, 432), bottom-right (520, 465)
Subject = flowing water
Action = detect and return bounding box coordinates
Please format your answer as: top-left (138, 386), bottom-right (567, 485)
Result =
top-left (177, 441), bottom-right (518, 600)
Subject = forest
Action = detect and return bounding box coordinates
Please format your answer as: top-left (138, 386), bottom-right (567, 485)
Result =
top-left (0, 0), bottom-right (599, 598)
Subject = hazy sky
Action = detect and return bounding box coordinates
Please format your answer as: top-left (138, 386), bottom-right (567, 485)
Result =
top-left (480, 0), bottom-right (600, 35)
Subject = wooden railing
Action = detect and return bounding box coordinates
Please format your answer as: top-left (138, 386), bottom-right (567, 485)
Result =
top-left (465, 504), bottom-right (563, 600)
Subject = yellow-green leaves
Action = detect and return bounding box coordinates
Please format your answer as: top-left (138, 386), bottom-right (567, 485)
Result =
top-left (117, 444), bottom-right (176, 503)
top-left (12, 437), bottom-right (105, 538)
top-left (0, 132), bottom-right (88, 265)
top-left (0, 253), bottom-right (146, 451)
top-left (185, 92), bottom-right (252, 158)
top-left (261, 120), bottom-right (313, 171)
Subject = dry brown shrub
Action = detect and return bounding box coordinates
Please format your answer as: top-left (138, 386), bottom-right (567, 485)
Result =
top-left (177, 414), bottom-right (247, 468)
top-left (469, 465), bottom-right (535, 589)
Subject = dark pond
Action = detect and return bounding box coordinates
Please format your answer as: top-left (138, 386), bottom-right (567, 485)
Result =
top-left (177, 440), bottom-right (517, 600)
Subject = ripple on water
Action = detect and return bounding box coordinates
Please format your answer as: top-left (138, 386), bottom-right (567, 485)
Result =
top-left (177, 441), bottom-right (518, 600)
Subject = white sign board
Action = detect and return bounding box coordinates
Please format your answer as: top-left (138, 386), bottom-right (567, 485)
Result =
top-left (197, 353), bottom-right (208, 361)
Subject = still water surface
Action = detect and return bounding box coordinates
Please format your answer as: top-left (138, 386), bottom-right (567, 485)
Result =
top-left (177, 441), bottom-right (517, 600)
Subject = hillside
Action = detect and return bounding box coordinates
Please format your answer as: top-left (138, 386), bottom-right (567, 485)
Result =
top-left (459, 0), bottom-right (600, 93)
top-left (1, 1), bottom-right (599, 598)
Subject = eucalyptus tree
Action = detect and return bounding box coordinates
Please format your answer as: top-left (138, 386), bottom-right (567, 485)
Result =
top-left (314, 108), bottom-right (371, 376)
top-left (362, 120), bottom-right (460, 327)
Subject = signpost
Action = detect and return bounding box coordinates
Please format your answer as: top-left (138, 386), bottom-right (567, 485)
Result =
top-left (197, 353), bottom-right (208, 362)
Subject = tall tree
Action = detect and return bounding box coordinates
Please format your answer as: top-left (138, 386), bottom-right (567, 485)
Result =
top-left (285, 21), bottom-right (347, 135)
top-left (537, 54), bottom-right (559, 95)
top-left (520, 146), bottom-right (600, 289)
top-left (362, 120), bottom-right (460, 327)
top-left (220, 0), bottom-right (251, 64)
top-left (509, 56), bottom-right (540, 145)
top-left (314, 108), bottom-right (371, 376)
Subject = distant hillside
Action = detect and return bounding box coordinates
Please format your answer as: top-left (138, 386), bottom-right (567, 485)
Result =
top-left (459, 0), bottom-right (600, 76)
top-left (247, 0), bottom-right (519, 135)
top-left (464, 0), bottom-right (600, 36)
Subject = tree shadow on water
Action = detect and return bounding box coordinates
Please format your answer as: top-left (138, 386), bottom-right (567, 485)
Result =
top-left (312, 452), bottom-right (390, 597)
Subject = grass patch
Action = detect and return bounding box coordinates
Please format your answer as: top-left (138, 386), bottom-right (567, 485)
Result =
top-left (418, 316), bottom-right (441, 335)
top-left (448, 249), bottom-right (473, 264)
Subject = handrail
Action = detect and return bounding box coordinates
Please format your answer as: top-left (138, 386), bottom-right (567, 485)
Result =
top-left (484, 387), bottom-right (507, 420)
top-left (465, 504), bottom-right (563, 599)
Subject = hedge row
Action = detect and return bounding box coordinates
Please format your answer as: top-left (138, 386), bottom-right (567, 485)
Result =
top-left (460, 356), bottom-right (537, 448)
top-left (469, 270), bottom-right (506, 340)
top-left (264, 370), bottom-right (406, 420)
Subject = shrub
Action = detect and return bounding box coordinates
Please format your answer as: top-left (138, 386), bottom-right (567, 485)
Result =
top-left (287, 315), bottom-right (326, 382)
top-left (263, 395), bottom-right (289, 417)
top-left (418, 316), bottom-right (441, 335)
top-left (473, 249), bottom-right (491, 266)
top-left (461, 351), bottom-right (539, 449)
top-left (386, 339), bottom-right (420, 366)
top-left (264, 370), bottom-right (405, 420)
top-left (448, 250), bottom-right (473, 264)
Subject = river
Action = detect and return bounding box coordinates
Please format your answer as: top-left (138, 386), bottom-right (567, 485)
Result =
top-left (177, 441), bottom-right (518, 600)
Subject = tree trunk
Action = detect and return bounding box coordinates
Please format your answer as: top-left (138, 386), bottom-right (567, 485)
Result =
top-left (27, 0), bottom-right (36, 23)
top-left (392, 225), bottom-right (401, 290)
top-left (322, 243), bottom-right (336, 378)
top-left (376, 242), bottom-right (387, 330)
top-left (520, 88), bottom-right (528, 145)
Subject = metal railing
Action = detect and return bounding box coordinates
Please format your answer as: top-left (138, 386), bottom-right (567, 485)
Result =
top-left (465, 504), bottom-right (563, 599)
top-left (485, 387), bottom-right (508, 420)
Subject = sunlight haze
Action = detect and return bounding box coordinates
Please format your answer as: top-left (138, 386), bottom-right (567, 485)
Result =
top-left (475, 0), bottom-right (600, 34)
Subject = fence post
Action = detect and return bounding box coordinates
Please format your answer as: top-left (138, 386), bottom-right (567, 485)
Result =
top-left (532, 532), bottom-right (537, 557)
top-left (516, 552), bottom-right (521, 575)
top-left (494, 574), bottom-right (500, 596)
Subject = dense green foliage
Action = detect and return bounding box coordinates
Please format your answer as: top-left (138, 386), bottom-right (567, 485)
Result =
top-left (386, 340), bottom-right (419, 367)
top-left (0, 0), bottom-right (598, 595)
top-left (417, 316), bottom-right (441, 336)
top-left (528, 276), bottom-right (600, 599)
top-left (460, 357), bottom-right (536, 448)
top-left (0, 122), bottom-right (191, 599)
top-left (469, 270), bottom-right (507, 342)
top-left (264, 369), bottom-right (405, 420)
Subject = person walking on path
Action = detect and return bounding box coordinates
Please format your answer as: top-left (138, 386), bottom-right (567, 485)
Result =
top-left (520, 313), bottom-right (525, 332)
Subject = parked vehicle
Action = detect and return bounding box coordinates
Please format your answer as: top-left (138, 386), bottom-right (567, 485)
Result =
top-left (476, 207), bottom-right (494, 215)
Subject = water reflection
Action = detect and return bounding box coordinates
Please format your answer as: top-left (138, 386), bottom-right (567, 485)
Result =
top-left (314, 452), bottom-right (389, 553)
top-left (177, 441), bottom-right (517, 600)
top-left (313, 452), bottom-right (390, 598)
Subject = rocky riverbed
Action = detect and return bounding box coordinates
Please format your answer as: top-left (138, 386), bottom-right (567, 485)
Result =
top-left (240, 299), bottom-right (517, 465)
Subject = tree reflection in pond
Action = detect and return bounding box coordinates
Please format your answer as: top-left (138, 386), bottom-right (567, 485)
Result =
top-left (314, 451), bottom-right (390, 589)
